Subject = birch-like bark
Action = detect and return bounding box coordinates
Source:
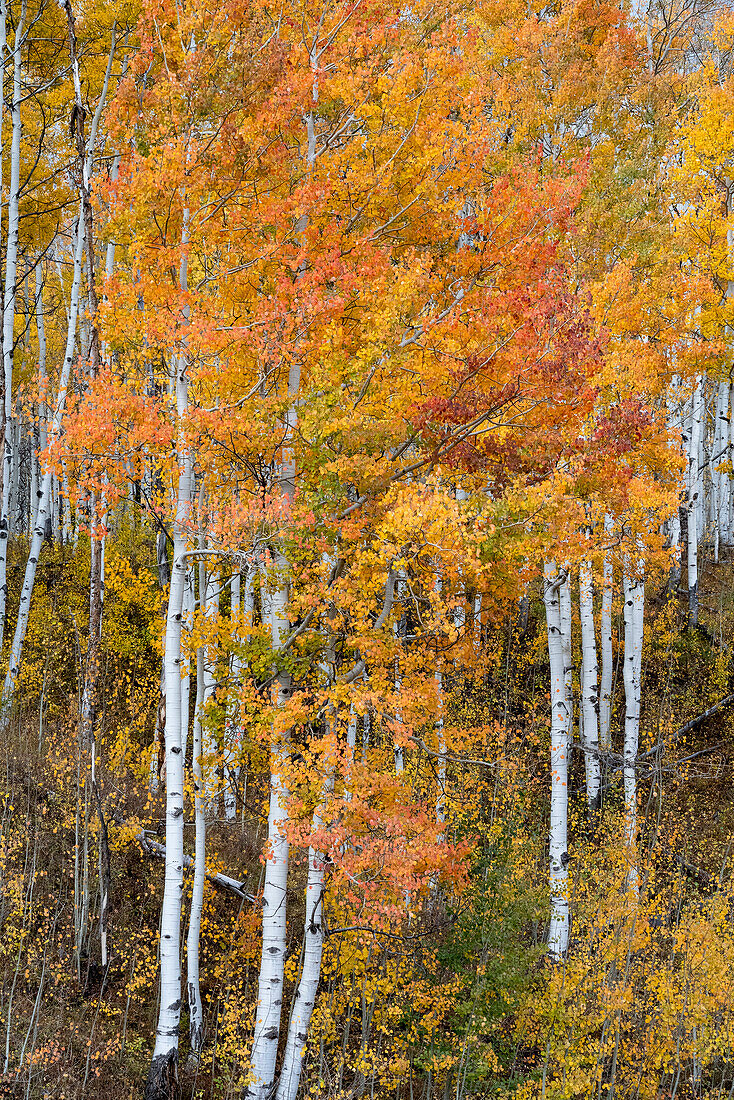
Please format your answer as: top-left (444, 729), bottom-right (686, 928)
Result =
top-left (435, 661), bottom-right (446, 841)
top-left (224, 569), bottom-right (241, 820)
top-left (544, 562), bottom-right (570, 960)
top-left (202, 558), bottom-right (219, 804)
top-left (667, 378), bottom-right (682, 589)
top-left (145, 206), bottom-right (192, 1100)
top-left (30, 418), bottom-right (38, 531)
top-left (8, 413), bottom-right (19, 536)
top-left (697, 379), bottom-right (706, 542)
top-left (186, 635), bottom-right (205, 1054)
top-left (180, 565), bottom-right (193, 768)
top-left (716, 379), bottom-right (730, 553)
top-left (247, 554), bottom-right (291, 1100)
top-left (362, 668), bottom-right (370, 760)
top-left (599, 515), bottom-right (614, 753)
top-left (0, 0), bottom-right (27, 649)
top-left (622, 560), bottom-right (644, 897)
top-left (579, 561), bottom-right (600, 810)
top-left (730, 385), bottom-right (734, 545)
top-left (0, 212), bottom-right (85, 725)
top-left (62, 466), bottom-right (73, 544)
top-left (559, 570), bottom-right (573, 743)
top-left (34, 265), bottom-right (47, 529)
top-left (434, 575), bottom-right (446, 839)
top-left (687, 376), bottom-right (703, 626)
top-left (247, 359), bottom-right (300, 1100)
top-left (274, 765), bottom-right (334, 1100)
top-left (249, 56), bottom-right (318, 1092)
top-left (344, 705), bottom-right (357, 804)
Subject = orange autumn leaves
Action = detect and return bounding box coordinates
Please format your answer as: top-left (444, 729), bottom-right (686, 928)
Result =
top-left (56, 0), bottom-right (709, 928)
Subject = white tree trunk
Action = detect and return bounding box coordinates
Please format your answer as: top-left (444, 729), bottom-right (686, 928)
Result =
top-left (362, 668), bottom-right (370, 759)
top-left (274, 767), bottom-right (334, 1100)
top-left (180, 565), bottom-right (193, 768)
top-left (687, 376), bottom-right (703, 626)
top-left (579, 561), bottom-right (600, 810)
top-left (146, 209), bottom-right (193, 1099)
top-left (248, 349), bottom-right (300, 1100)
top-left (559, 569), bottom-right (573, 740)
top-left (599, 515), bottom-right (614, 752)
top-left (344, 705), bottom-right (357, 805)
top-left (730, 380), bottom-right (734, 543)
top-left (202, 558), bottom-right (219, 805)
top-left (666, 378), bottom-right (683, 587)
top-left (8, 414), bottom-right (19, 536)
top-left (622, 560), bottom-right (644, 896)
top-left (0, 211), bottom-right (85, 723)
top-left (187, 636), bottom-right (206, 1054)
top-left (393, 576), bottom-right (406, 774)
top-left (544, 562), bottom-right (570, 960)
top-left (716, 379), bottom-right (730, 551)
top-left (61, 466), bottom-right (72, 544)
top-left (247, 556), bottom-right (291, 1100)
top-left (224, 569), bottom-right (241, 820)
top-left (697, 380), bottom-right (706, 542)
top-left (29, 425), bottom-right (38, 531)
top-left (0, 0), bottom-right (27, 649)
top-left (435, 661), bottom-right (446, 840)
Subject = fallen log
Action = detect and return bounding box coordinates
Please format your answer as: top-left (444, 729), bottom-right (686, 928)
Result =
top-left (139, 834), bottom-right (259, 904)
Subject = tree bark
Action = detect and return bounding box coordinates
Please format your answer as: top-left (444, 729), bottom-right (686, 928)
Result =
top-left (186, 636), bottom-right (205, 1054)
top-left (599, 515), bottom-right (613, 753)
top-left (0, 0), bottom-right (27, 649)
top-left (274, 766), bottom-right (334, 1100)
top-left (622, 559), bottom-right (644, 897)
top-left (687, 376), bottom-right (703, 626)
top-left (145, 207), bottom-right (193, 1100)
top-left (543, 562), bottom-right (570, 960)
top-left (579, 560), bottom-right (601, 810)
top-left (224, 569), bottom-right (241, 820)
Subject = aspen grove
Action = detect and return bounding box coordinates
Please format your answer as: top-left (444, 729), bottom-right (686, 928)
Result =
top-left (3, 0), bottom-right (734, 1098)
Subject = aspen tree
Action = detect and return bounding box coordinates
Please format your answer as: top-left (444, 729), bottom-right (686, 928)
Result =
top-left (544, 562), bottom-right (570, 959)
top-left (434, 576), bottom-right (446, 839)
top-left (599, 515), bottom-right (614, 753)
top-left (715, 379), bottom-right (730, 554)
top-left (344, 705), bottom-right (357, 805)
top-left (559, 570), bottom-right (573, 744)
top-left (274, 761), bottom-right (334, 1100)
top-left (248, 552), bottom-right (292, 1100)
top-left (180, 566), bottom-right (193, 768)
top-left (435, 660), bottom-right (446, 841)
top-left (687, 376), bottom-right (703, 625)
top-left (0, 0), bottom-right (28, 647)
top-left (579, 560), bottom-right (601, 810)
top-left (247, 360), bottom-right (299, 1100)
top-left (203, 558), bottom-right (219, 805)
top-left (224, 569), bottom-right (241, 820)
top-left (186, 604), bottom-right (205, 1055)
top-left (31, 264), bottom-right (47, 533)
top-left (248, 13), bottom-right (316, 1080)
top-left (622, 559), bottom-right (644, 896)
top-left (145, 206), bottom-right (193, 1100)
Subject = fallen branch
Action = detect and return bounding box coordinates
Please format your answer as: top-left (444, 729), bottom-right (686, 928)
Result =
top-left (569, 693), bottom-right (734, 777)
top-left (639, 694), bottom-right (734, 761)
top-left (139, 834), bottom-right (259, 903)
